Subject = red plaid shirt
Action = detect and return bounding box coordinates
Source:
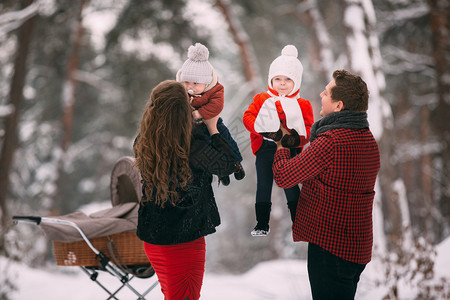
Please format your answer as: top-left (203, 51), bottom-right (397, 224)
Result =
top-left (273, 128), bottom-right (380, 264)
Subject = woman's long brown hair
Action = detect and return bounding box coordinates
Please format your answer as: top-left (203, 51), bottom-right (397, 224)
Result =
top-left (134, 80), bottom-right (192, 207)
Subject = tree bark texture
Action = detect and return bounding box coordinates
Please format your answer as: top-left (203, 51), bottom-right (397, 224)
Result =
top-left (215, 0), bottom-right (260, 96)
top-left (0, 0), bottom-right (36, 252)
top-left (427, 0), bottom-right (450, 240)
top-left (52, 0), bottom-right (88, 215)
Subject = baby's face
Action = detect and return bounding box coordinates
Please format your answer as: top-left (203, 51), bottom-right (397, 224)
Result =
top-left (182, 81), bottom-right (207, 95)
top-left (271, 75), bottom-right (294, 96)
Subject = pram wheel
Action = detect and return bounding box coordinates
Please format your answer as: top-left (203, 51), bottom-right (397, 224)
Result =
top-left (130, 265), bottom-right (155, 278)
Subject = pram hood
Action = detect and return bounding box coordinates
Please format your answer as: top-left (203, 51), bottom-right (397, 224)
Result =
top-left (40, 202), bottom-right (138, 242)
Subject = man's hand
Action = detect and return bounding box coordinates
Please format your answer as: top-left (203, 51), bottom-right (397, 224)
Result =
top-left (281, 129), bottom-right (300, 148)
top-left (275, 126), bottom-right (290, 150)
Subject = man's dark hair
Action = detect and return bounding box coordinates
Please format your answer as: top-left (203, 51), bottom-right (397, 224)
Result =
top-left (332, 69), bottom-right (369, 112)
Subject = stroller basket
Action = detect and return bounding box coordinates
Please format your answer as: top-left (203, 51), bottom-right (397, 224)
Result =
top-left (12, 156), bottom-right (158, 299)
top-left (52, 231), bottom-right (147, 267)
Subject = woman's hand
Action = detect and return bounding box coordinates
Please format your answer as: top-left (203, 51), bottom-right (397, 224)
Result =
top-left (203, 115), bottom-right (220, 135)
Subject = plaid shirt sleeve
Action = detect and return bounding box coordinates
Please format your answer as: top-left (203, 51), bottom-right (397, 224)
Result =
top-left (273, 135), bottom-right (334, 188)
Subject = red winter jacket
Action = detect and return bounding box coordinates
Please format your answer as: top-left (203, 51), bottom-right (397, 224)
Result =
top-left (273, 128), bottom-right (380, 264)
top-left (190, 83), bottom-right (224, 120)
top-left (243, 87), bottom-right (314, 155)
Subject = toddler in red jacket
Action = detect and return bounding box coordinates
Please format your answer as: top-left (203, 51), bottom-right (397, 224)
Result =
top-left (177, 43), bottom-right (244, 185)
top-left (243, 45), bottom-right (314, 236)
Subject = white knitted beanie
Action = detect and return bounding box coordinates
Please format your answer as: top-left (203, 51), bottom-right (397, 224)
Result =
top-left (268, 45), bottom-right (303, 95)
top-left (179, 43), bottom-right (213, 85)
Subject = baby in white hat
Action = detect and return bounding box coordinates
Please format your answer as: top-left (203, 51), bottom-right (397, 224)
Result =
top-left (176, 43), bottom-right (245, 185)
top-left (243, 45), bottom-right (315, 236)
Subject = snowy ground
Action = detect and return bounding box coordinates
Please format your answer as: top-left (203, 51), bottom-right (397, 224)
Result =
top-left (3, 235), bottom-right (449, 300)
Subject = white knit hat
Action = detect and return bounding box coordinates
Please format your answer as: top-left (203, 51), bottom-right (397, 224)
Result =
top-left (179, 43), bottom-right (213, 85)
top-left (268, 45), bottom-right (303, 95)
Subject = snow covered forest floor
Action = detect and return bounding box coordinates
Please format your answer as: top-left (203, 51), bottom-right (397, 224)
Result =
top-left (2, 235), bottom-right (449, 300)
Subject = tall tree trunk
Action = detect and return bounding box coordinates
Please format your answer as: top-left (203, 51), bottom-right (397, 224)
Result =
top-left (419, 106), bottom-right (434, 237)
top-left (427, 0), bottom-right (450, 242)
top-left (342, 0), bottom-right (391, 251)
top-left (215, 0), bottom-right (260, 96)
top-left (0, 0), bottom-right (36, 253)
top-left (280, 0), bottom-right (335, 106)
top-left (51, 0), bottom-right (88, 215)
top-left (298, 0), bottom-right (335, 78)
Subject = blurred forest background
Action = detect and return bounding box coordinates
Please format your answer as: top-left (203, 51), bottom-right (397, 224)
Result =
top-left (0, 0), bottom-right (449, 298)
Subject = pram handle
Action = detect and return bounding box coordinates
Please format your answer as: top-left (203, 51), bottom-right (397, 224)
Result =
top-left (13, 216), bottom-right (99, 256)
top-left (12, 216), bottom-right (42, 225)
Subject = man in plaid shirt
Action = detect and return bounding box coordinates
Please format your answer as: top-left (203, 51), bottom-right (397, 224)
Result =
top-left (273, 69), bottom-right (380, 300)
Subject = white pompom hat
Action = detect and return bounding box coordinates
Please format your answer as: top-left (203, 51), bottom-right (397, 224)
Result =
top-left (179, 43), bottom-right (213, 85)
top-left (268, 45), bottom-right (303, 95)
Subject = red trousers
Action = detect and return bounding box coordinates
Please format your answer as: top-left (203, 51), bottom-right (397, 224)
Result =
top-left (144, 237), bottom-right (206, 300)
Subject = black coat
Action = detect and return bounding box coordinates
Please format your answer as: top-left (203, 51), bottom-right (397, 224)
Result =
top-left (136, 126), bottom-right (236, 245)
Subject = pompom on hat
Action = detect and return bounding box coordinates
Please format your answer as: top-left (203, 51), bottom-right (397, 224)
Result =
top-left (179, 43), bottom-right (213, 85)
top-left (268, 45), bottom-right (303, 96)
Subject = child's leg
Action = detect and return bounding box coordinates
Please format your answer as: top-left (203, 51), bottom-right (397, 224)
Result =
top-left (283, 185), bottom-right (300, 222)
top-left (255, 140), bottom-right (276, 204)
top-left (284, 147), bottom-right (302, 222)
top-left (216, 118), bottom-right (243, 162)
top-left (252, 141), bottom-right (277, 235)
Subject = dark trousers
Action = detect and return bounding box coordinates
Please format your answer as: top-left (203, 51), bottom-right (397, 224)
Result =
top-left (255, 140), bottom-right (300, 204)
top-left (198, 118), bottom-right (242, 162)
top-left (307, 243), bottom-right (366, 300)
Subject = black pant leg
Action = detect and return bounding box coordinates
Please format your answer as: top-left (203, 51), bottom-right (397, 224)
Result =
top-left (307, 243), bottom-right (366, 300)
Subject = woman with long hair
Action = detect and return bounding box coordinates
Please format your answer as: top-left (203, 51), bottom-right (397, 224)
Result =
top-left (134, 80), bottom-right (236, 300)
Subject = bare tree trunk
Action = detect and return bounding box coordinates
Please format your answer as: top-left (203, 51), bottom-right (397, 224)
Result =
top-left (298, 0), bottom-right (335, 78)
top-left (419, 106), bottom-right (435, 236)
top-left (342, 0), bottom-right (391, 251)
top-left (281, 0), bottom-right (336, 110)
top-left (51, 0), bottom-right (88, 215)
top-left (215, 0), bottom-right (260, 96)
top-left (427, 0), bottom-right (450, 241)
top-left (0, 0), bottom-right (36, 253)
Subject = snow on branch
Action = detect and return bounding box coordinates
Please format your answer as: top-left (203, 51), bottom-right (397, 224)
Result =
top-left (377, 3), bottom-right (429, 34)
top-left (382, 45), bottom-right (434, 75)
top-left (392, 141), bottom-right (445, 164)
top-left (377, 3), bottom-right (429, 22)
top-left (73, 70), bottom-right (123, 96)
top-left (0, 2), bottom-right (39, 39)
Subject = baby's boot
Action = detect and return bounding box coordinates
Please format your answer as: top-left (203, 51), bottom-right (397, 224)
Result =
top-left (219, 175), bottom-right (230, 186)
top-left (234, 162), bottom-right (245, 180)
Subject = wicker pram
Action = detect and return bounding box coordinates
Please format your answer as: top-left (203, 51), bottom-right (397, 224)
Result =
top-left (13, 156), bottom-right (158, 300)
